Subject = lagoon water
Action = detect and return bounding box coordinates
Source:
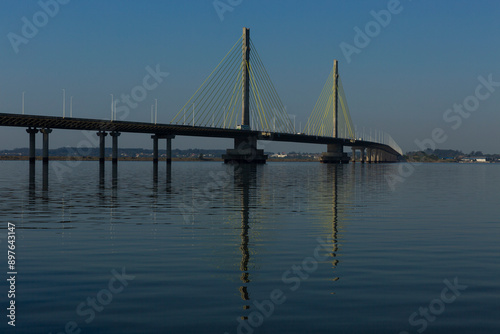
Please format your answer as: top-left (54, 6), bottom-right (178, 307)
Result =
top-left (0, 161), bottom-right (499, 334)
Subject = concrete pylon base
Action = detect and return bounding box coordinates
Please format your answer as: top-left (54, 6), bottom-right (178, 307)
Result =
top-left (223, 136), bottom-right (267, 164)
top-left (320, 143), bottom-right (349, 164)
top-left (320, 152), bottom-right (350, 164)
top-left (223, 149), bottom-right (268, 164)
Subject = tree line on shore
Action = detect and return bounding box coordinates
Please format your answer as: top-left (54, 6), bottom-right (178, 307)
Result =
top-left (404, 149), bottom-right (500, 162)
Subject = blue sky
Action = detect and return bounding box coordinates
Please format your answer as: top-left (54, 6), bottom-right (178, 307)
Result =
top-left (1, 0), bottom-right (500, 153)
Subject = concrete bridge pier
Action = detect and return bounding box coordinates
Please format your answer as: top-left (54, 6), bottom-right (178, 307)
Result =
top-left (42, 161), bottom-right (48, 191)
top-left (351, 147), bottom-right (365, 163)
top-left (152, 135), bottom-right (159, 164)
top-left (40, 128), bottom-right (52, 165)
top-left (321, 143), bottom-right (349, 164)
top-left (110, 131), bottom-right (120, 165)
top-left (166, 135), bottom-right (175, 164)
top-left (223, 137), bottom-right (267, 164)
top-left (26, 128), bottom-right (38, 165)
top-left (27, 128), bottom-right (38, 189)
top-left (152, 135), bottom-right (159, 182)
top-left (40, 128), bottom-right (51, 191)
top-left (97, 131), bottom-right (107, 165)
top-left (165, 135), bottom-right (174, 185)
top-left (110, 131), bottom-right (120, 183)
top-left (97, 131), bottom-right (107, 183)
top-left (155, 134), bottom-right (175, 164)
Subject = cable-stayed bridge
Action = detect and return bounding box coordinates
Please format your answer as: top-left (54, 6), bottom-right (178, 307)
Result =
top-left (0, 27), bottom-right (402, 166)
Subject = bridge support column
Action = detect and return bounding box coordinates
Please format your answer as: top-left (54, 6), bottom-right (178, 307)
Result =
top-left (26, 128), bottom-right (38, 165)
top-left (151, 135), bottom-right (159, 182)
top-left (152, 135), bottom-right (159, 164)
top-left (351, 147), bottom-right (366, 163)
top-left (40, 128), bottom-right (51, 191)
top-left (27, 128), bottom-right (38, 188)
top-left (97, 131), bottom-right (107, 182)
top-left (367, 148), bottom-right (372, 163)
top-left (110, 131), bottom-right (120, 165)
top-left (166, 135), bottom-right (175, 164)
top-left (223, 137), bottom-right (267, 164)
top-left (41, 128), bottom-right (52, 165)
top-left (320, 143), bottom-right (349, 164)
top-left (97, 131), bottom-right (107, 165)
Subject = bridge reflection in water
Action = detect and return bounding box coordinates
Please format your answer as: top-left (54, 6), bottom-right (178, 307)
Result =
top-left (28, 157), bottom-right (174, 194)
top-left (234, 164), bottom-right (255, 316)
top-left (227, 163), bottom-right (342, 324)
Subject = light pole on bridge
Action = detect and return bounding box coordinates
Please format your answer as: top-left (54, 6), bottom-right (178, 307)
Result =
top-left (62, 89), bottom-right (65, 118)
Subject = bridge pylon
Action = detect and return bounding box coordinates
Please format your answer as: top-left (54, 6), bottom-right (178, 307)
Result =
top-left (223, 27), bottom-right (267, 164)
top-left (320, 60), bottom-right (349, 164)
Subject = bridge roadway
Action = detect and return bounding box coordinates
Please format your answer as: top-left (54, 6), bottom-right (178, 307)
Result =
top-left (0, 112), bottom-right (401, 158)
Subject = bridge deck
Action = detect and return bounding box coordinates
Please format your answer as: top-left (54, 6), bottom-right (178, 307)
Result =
top-left (0, 113), bottom-right (401, 156)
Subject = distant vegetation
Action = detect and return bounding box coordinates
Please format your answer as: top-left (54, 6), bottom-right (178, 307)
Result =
top-left (3, 147), bottom-right (499, 163)
top-left (0, 147), bottom-right (228, 159)
top-left (404, 149), bottom-right (500, 162)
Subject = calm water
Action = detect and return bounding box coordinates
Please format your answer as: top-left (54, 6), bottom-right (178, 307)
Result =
top-left (0, 161), bottom-right (499, 334)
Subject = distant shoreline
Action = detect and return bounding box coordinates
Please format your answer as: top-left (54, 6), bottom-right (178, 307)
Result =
top-left (3, 156), bottom-right (495, 163)
top-left (0, 156), bottom-right (318, 162)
